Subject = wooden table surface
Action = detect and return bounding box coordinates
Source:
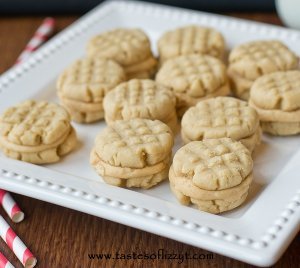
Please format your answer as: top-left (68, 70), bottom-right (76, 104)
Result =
top-left (0, 12), bottom-right (299, 268)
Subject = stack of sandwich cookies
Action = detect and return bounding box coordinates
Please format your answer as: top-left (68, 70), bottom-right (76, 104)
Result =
top-left (0, 100), bottom-right (77, 164)
top-left (249, 70), bottom-right (300, 135)
top-left (87, 28), bottom-right (157, 79)
top-left (90, 119), bottom-right (173, 189)
top-left (169, 138), bottom-right (253, 214)
top-left (156, 54), bottom-right (230, 116)
top-left (57, 58), bottom-right (126, 123)
top-left (228, 40), bottom-right (298, 100)
top-left (181, 97), bottom-right (261, 152)
top-left (103, 79), bottom-right (178, 133)
top-left (158, 25), bottom-right (225, 62)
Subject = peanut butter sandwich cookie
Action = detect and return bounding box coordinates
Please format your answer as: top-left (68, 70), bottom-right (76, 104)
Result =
top-left (249, 70), bottom-right (300, 135)
top-left (103, 79), bottom-right (178, 133)
top-left (181, 97), bottom-right (261, 152)
top-left (169, 138), bottom-right (253, 214)
top-left (228, 40), bottom-right (298, 100)
top-left (90, 119), bottom-right (174, 189)
top-left (87, 28), bottom-right (157, 79)
top-left (158, 25), bottom-right (225, 62)
top-left (57, 57), bottom-right (126, 123)
top-left (0, 100), bottom-right (77, 164)
top-left (156, 54), bottom-right (230, 116)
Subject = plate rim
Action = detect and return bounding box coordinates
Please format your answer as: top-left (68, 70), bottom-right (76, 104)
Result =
top-left (0, 1), bottom-right (299, 266)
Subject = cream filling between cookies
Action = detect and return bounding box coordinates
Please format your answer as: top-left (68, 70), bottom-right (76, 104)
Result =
top-left (189, 191), bottom-right (248, 214)
top-left (261, 121), bottom-right (300, 136)
top-left (123, 56), bottom-right (157, 74)
top-left (127, 70), bottom-right (156, 80)
top-left (103, 166), bottom-right (169, 189)
top-left (1, 127), bottom-right (77, 164)
top-left (175, 83), bottom-right (230, 105)
top-left (228, 68), bottom-right (254, 100)
top-left (239, 126), bottom-right (261, 151)
top-left (249, 99), bottom-right (300, 122)
top-left (176, 83), bottom-right (230, 117)
top-left (181, 127), bottom-right (261, 152)
top-left (105, 109), bottom-right (177, 129)
top-left (169, 166), bottom-right (253, 200)
top-left (182, 125), bottom-right (261, 151)
top-left (91, 150), bottom-right (171, 179)
top-left (181, 120), bottom-right (260, 143)
top-left (0, 126), bottom-right (73, 153)
top-left (65, 108), bottom-right (105, 123)
top-left (170, 183), bottom-right (250, 206)
top-left (59, 93), bottom-right (104, 113)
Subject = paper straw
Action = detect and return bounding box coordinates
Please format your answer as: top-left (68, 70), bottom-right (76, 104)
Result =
top-left (0, 252), bottom-right (14, 268)
top-left (16, 17), bottom-right (55, 64)
top-left (0, 16), bottom-right (54, 268)
top-left (0, 190), bottom-right (24, 223)
top-left (0, 216), bottom-right (36, 268)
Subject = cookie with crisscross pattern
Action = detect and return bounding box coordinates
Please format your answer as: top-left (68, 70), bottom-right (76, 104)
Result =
top-left (0, 100), bottom-right (77, 163)
top-left (228, 40), bottom-right (298, 100)
top-left (57, 58), bottom-right (126, 103)
top-left (87, 28), bottom-right (152, 66)
top-left (57, 58), bottom-right (126, 123)
top-left (181, 97), bottom-right (260, 147)
top-left (156, 54), bottom-right (229, 116)
top-left (249, 70), bottom-right (300, 136)
top-left (172, 139), bottom-right (253, 191)
top-left (103, 79), bottom-right (177, 131)
top-left (250, 70), bottom-right (300, 112)
top-left (92, 118), bottom-right (173, 168)
top-left (229, 40), bottom-right (298, 81)
top-left (90, 119), bottom-right (173, 189)
top-left (156, 54), bottom-right (228, 97)
top-left (0, 100), bottom-right (71, 146)
top-left (158, 25), bottom-right (225, 61)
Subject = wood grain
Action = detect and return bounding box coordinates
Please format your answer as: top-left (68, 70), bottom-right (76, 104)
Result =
top-left (0, 13), bottom-right (299, 268)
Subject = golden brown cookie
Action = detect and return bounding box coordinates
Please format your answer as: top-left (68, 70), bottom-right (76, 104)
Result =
top-left (169, 138), bottom-right (253, 214)
top-left (181, 97), bottom-right (260, 152)
top-left (156, 54), bottom-right (230, 116)
top-left (172, 139), bottom-right (253, 191)
top-left (103, 79), bottom-right (178, 133)
top-left (228, 40), bottom-right (298, 100)
top-left (170, 183), bottom-right (249, 214)
top-left (0, 100), bottom-right (77, 164)
top-left (249, 70), bottom-right (300, 136)
top-left (57, 57), bottom-right (126, 123)
top-left (90, 119), bottom-right (174, 189)
top-left (158, 25), bottom-right (225, 61)
top-left (87, 28), bottom-right (157, 79)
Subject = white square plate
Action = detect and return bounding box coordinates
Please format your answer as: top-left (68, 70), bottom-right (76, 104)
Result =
top-left (0, 1), bottom-right (299, 266)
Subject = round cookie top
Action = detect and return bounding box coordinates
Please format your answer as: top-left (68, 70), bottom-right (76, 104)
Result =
top-left (57, 58), bottom-right (126, 103)
top-left (87, 28), bottom-right (152, 66)
top-left (250, 70), bottom-right (300, 112)
top-left (172, 138), bottom-right (253, 191)
top-left (93, 118), bottom-right (173, 168)
top-left (229, 40), bottom-right (298, 81)
top-left (103, 79), bottom-right (176, 122)
top-left (158, 25), bottom-right (225, 61)
top-left (156, 54), bottom-right (227, 98)
top-left (0, 100), bottom-right (71, 146)
top-left (181, 97), bottom-right (259, 141)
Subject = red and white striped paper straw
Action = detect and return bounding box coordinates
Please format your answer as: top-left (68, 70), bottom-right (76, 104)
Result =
top-left (0, 190), bottom-right (24, 223)
top-left (16, 17), bottom-right (55, 64)
top-left (0, 252), bottom-right (14, 268)
top-left (0, 16), bottom-right (55, 268)
top-left (0, 215), bottom-right (36, 268)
